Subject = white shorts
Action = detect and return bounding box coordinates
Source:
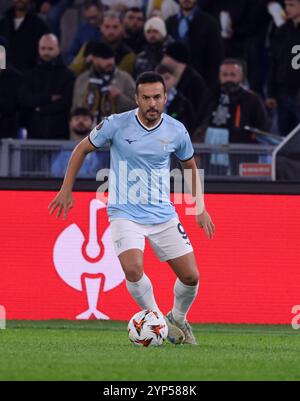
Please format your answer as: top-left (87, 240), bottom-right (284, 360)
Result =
top-left (110, 217), bottom-right (193, 262)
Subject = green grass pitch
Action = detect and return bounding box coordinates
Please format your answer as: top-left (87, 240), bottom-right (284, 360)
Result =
top-left (0, 321), bottom-right (299, 381)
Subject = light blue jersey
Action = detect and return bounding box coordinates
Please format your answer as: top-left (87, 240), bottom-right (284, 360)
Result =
top-left (89, 109), bottom-right (194, 224)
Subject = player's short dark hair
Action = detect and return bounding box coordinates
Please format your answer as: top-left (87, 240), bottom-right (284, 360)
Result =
top-left (135, 71), bottom-right (166, 93)
top-left (70, 108), bottom-right (93, 120)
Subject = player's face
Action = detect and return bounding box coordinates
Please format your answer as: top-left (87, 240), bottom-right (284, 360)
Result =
top-left (101, 17), bottom-right (124, 44)
top-left (219, 64), bottom-right (243, 85)
top-left (124, 11), bottom-right (145, 33)
top-left (285, 0), bottom-right (300, 20)
top-left (136, 82), bottom-right (167, 123)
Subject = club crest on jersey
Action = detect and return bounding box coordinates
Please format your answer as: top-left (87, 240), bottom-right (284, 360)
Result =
top-left (158, 139), bottom-right (171, 152)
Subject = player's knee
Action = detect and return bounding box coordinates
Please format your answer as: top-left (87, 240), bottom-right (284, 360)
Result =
top-left (122, 263), bottom-right (143, 282)
top-left (181, 271), bottom-right (199, 286)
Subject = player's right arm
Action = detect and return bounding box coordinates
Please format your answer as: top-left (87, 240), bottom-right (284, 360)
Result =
top-left (48, 137), bottom-right (96, 220)
top-left (48, 115), bottom-right (115, 220)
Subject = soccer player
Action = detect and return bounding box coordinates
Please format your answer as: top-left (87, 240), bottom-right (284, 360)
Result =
top-left (49, 72), bottom-right (215, 345)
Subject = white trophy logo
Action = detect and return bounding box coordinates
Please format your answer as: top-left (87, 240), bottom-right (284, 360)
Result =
top-left (53, 199), bottom-right (125, 320)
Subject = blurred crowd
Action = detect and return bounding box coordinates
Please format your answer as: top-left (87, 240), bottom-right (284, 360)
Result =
top-left (0, 0), bottom-right (300, 152)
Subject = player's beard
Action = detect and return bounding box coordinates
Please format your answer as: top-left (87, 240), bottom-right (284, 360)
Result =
top-left (144, 108), bottom-right (162, 124)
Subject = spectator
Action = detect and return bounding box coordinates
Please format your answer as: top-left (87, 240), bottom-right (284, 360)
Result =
top-left (69, 10), bottom-right (136, 77)
top-left (198, 0), bottom-right (273, 95)
top-left (0, 40), bottom-right (22, 138)
top-left (198, 0), bottom-right (254, 58)
top-left (36, 0), bottom-right (74, 39)
top-left (204, 59), bottom-right (269, 144)
top-left (19, 33), bottom-right (74, 139)
top-left (161, 41), bottom-right (212, 130)
top-left (123, 7), bottom-right (146, 54)
top-left (135, 16), bottom-right (172, 77)
top-left (156, 63), bottom-right (195, 132)
top-left (51, 107), bottom-right (108, 178)
top-left (66, 0), bottom-right (102, 64)
top-left (266, 0), bottom-right (300, 136)
top-left (72, 42), bottom-right (136, 124)
top-left (201, 58), bottom-right (269, 175)
top-left (166, 0), bottom-right (223, 89)
top-left (0, 0), bottom-right (50, 72)
top-left (146, 0), bottom-right (179, 20)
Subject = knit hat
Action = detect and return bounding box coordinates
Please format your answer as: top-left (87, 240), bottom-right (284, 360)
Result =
top-left (144, 17), bottom-right (167, 38)
top-left (164, 41), bottom-right (190, 64)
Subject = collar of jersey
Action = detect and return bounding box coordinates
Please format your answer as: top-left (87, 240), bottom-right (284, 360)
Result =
top-left (135, 109), bottom-right (164, 132)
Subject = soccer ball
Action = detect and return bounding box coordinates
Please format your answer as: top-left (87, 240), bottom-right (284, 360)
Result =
top-left (128, 310), bottom-right (168, 347)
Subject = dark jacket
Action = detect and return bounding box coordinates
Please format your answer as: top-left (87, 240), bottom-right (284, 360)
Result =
top-left (124, 31), bottom-right (146, 55)
top-left (198, 0), bottom-right (263, 57)
top-left (268, 20), bottom-right (300, 98)
top-left (207, 86), bottom-right (269, 143)
top-left (166, 89), bottom-right (196, 134)
top-left (166, 8), bottom-right (223, 89)
top-left (177, 66), bottom-right (212, 128)
top-left (134, 36), bottom-right (173, 78)
top-left (0, 66), bottom-right (22, 138)
top-left (19, 56), bottom-right (74, 139)
top-left (0, 8), bottom-right (49, 72)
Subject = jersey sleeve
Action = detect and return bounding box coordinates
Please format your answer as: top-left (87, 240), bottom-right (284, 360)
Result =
top-left (88, 116), bottom-right (115, 148)
top-left (174, 128), bottom-right (194, 162)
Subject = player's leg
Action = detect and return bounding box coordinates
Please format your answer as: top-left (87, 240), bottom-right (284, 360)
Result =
top-left (167, 251), bottom-right (199, 321)
top-left (166, 252), bottom-right (199, 345)
top-left (110, 219), bottom-right (159, 312)
top-left (148, 218), bottom-right (199, 344)
top-left (118, 248), bottom-right (159, 312)
top-left (111, 219), bottom-right (185, 345)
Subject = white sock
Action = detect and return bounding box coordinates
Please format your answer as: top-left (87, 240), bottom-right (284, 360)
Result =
top-left (172, 279), bottom-right (199, 323)
top-left (126, 274), bottom-right (160, 312)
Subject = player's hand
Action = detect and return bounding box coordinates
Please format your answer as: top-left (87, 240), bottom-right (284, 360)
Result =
top-left (196, 210), bottom-right (215, 239)
top-left (48, 190), bottom-right (74, 220)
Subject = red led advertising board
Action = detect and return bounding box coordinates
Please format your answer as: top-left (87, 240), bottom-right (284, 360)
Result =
top-left (1, 191), bottom-right (299, 324)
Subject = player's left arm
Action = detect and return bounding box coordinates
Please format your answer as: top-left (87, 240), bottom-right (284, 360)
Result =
top-left (180, 157), bottom-right (215, 240)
